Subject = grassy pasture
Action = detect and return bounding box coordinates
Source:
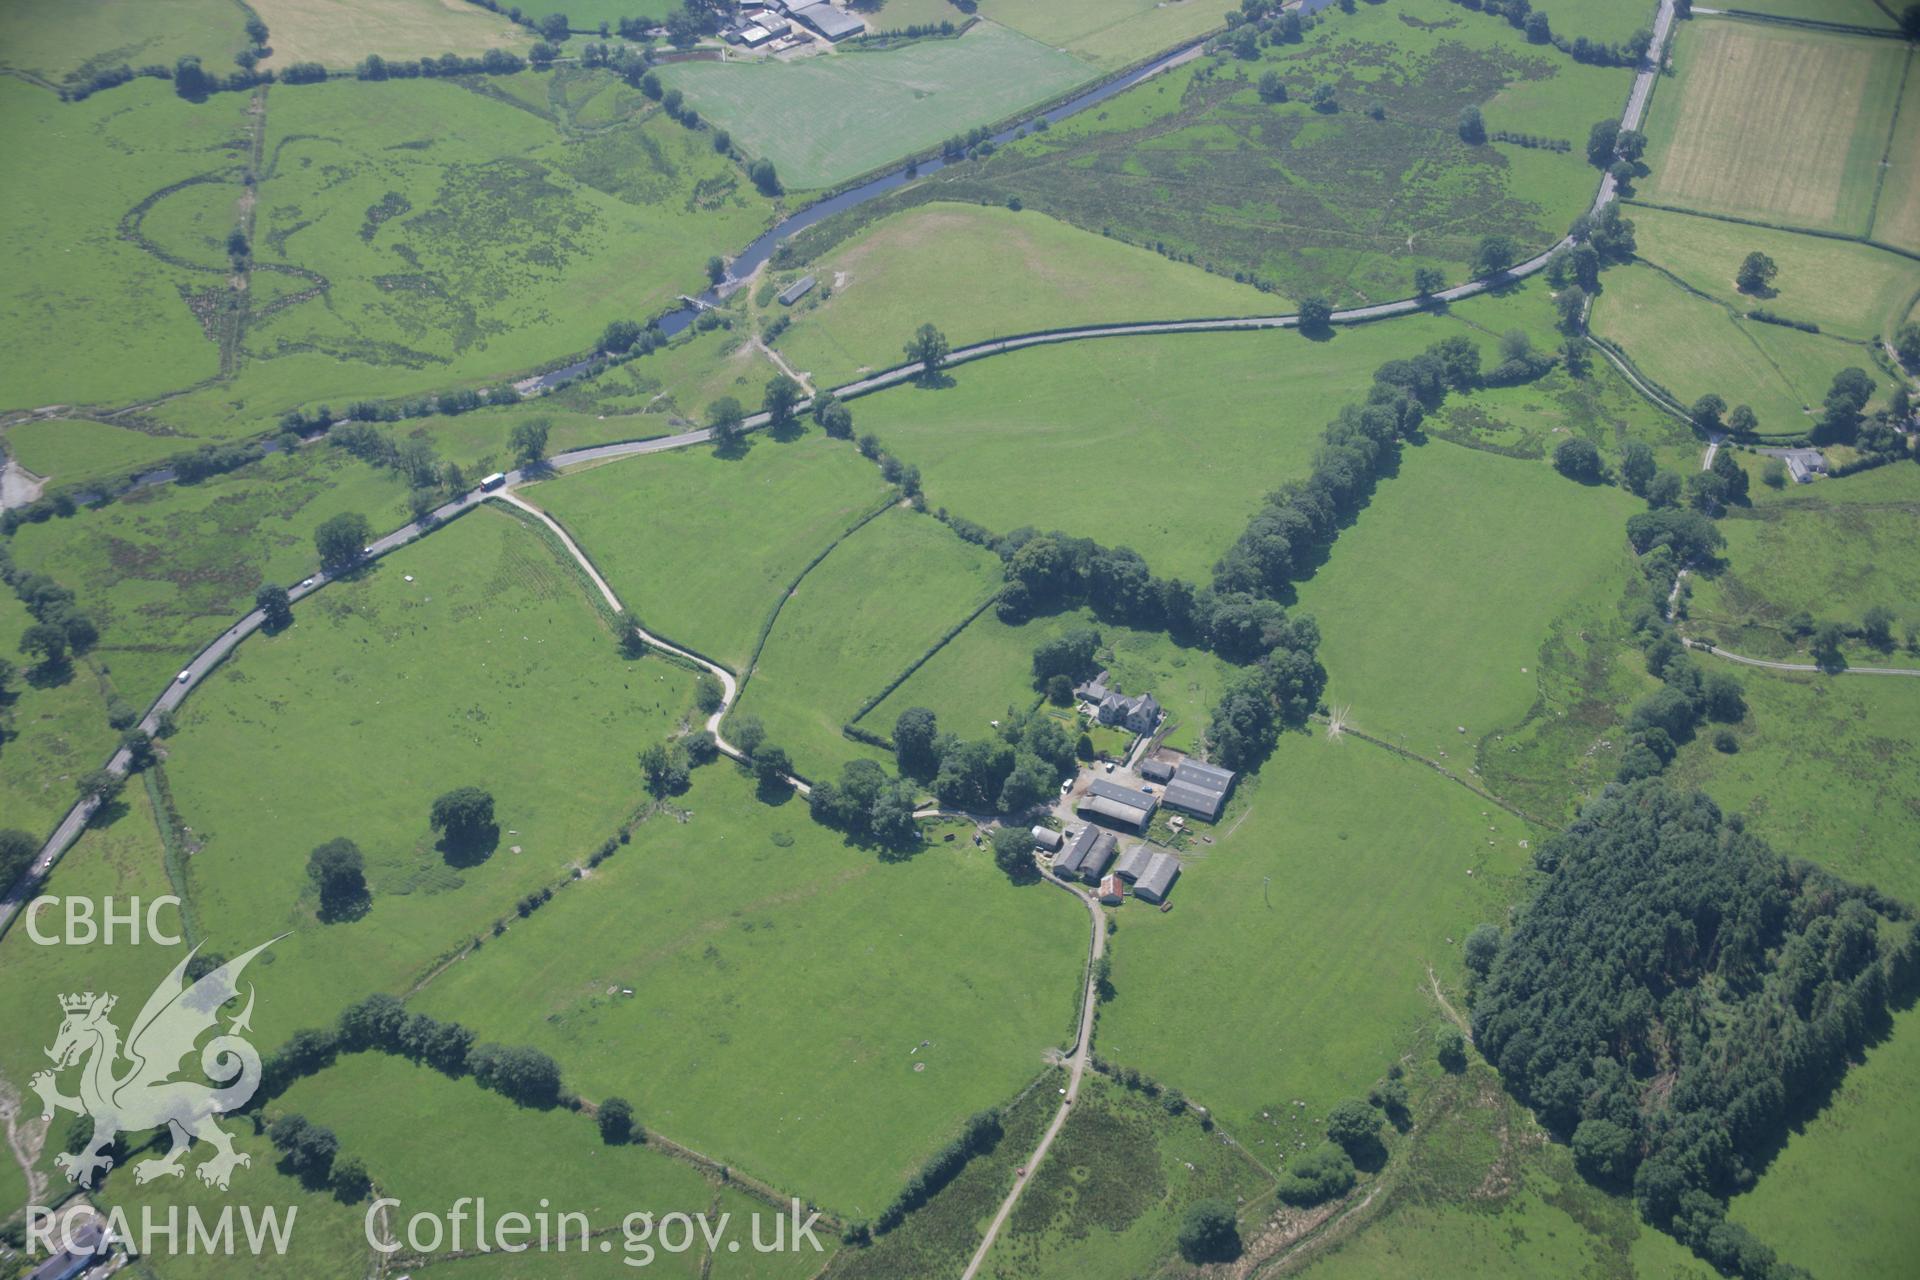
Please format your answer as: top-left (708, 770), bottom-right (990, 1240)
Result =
top-left (1097, 734), bottom-right (1534, 1137)
top-left (413, 765), bottom-right (1087, 1216)
top-left (1715, 0), bottom-right (1903, 29)
top-left (1872, 83), bottom-right (1920, 254)
top-left (770, 202), bottom-right (1276, 385)
top-left (0, 590), bottom-right (119, 840)
top-left (979, 1074), bottom-right (1272, 1280)
top-left (93, 1126), bottom-right (376, 1280)
top-left (161, 507), bottom-right (700, 1048)
top-left (1292, 441), bottom-right (1641, 764)
top-left (1639, 20), bottom-right (1906, 235)
top-left (0, 79), bottom-right (248, 412)
top-left (950, 0), bottom-right (1630, 304)
top-left (5, 445), bottom-right (413, 702)
top-left (851, 322), bottom-right (1451, 583)
top-left (863, 607), bottom-right (1234, 756)
top-left (1727, 1005), bottom-right (1920, 1280)
top-left (658, 23), bottom-right (1096, 191)
top-left (3, 418), bottom-right (200, 490)
top-left (532, 433), bottom-right (894, 671)
top-left (1687, 489), bottom-right (1920, 667)
top-left (559, 0), bottom-right (679, 27)
top-left (1628, 203), bottom-right (1920, 341)
top-left (275, 1055), bottom-right (716, 1269)
top-left (1295, 1060), bottom-right (1711, 1280)
top-left (0, 0), bottom-right (247, 91)
top-left (250, 0), bottom-right (534, 70)
top-left (975, 0), bottom-right (1239, 69)
top-left (233, 75), bottom-right (770, 422)
top-left (730, 506), bottom-right (1004, 774)
top-left (1666, 671), bottom-right (1920, 904)
top-left (1589, 263), bottom-right (1842, 434)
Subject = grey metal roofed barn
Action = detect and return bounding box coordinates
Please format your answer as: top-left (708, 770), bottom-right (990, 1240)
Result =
top-left (1031, 825), bottom-right (1063, 852)
top-left (1078, 778), bottom-right (1158, 831)
top-left (1161, 758), bottom-right (1235, 821)
top-left (1112, 843), bottom-right (1155, 882)
top-left (1053, 825), bottom-right (1116, 882)
top-left (790, 2), bottom-right (864, 40)
top-left (778, 275), bottom-right (817, 305)
top-left (1131, 849), bottom-right (1181, 903)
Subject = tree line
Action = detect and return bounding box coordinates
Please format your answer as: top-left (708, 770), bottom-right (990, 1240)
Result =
top-left (1472, 778), bottom-right (1916, 1280)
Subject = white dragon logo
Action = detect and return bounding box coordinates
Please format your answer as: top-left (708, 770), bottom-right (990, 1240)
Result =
top-left (31, 938), bottom-right (279, 1191)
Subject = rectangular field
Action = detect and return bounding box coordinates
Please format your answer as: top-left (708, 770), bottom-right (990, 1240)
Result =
top-left (0, 0), bottom-right (247, 90)
top-left (975, 0), bottom-right (1238, 69)
top-left (250, 0), bottom-right (533, 70)
top-left (163, 507), bottom-right (702, 1048)
top-left (1872, 76), bottom-right (1920, 253)
top-left (1291, 441), bottom-right (1640, 761)
top-left (414, 765), bottom-right (1088, 1216)
top-left (532, 433), bottom-right (894, 672)
top-left (1628, 203), bottom-right (1920, 341)
top-left (1097, 733), bottom-right (1535, 1134)
top-left (729, 506), bottom-right (1004, 775)
top-left (658, 23), bottom-right (1096, 190)
top-left (1640, 20), bottom-right (1906, 234)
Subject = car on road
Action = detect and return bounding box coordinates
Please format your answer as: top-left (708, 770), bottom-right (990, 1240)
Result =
top-left (176, 670), bottom-right (191, 684)
top-left (301, 577), bottom-right (314, 588)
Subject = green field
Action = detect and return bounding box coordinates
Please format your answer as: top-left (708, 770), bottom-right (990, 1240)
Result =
top-left (975, 0), bottom-right (1238, 69)
top-left (1687, 495), bottom-right (1920, 668)
top-left (931, 0), bottom-right (1631, 304)
top-left (414, 765), bottom-right (1087, 1215)
top-left (0, 590), bottom-right (119, 841)
top-left (1714, 0), bottom-right (1903, 29)
top-left (1666, 671), bottom-right (1920, 904)
top-left (532, 434), bottom-right (894, 671)
top-left (0, 0), bottom-right (247, 91)
top-left (864, 608), bottom-right (1235, 756)
top-left (1295, 1060), bottom-right (1712, 1280)
top-left (1627, 204), bottom-right (1920, 342)
top-left (4, 418), bottom-right (212, 490)
top-left (161, 507), bottom-right (699, 1048)
top-left (229, 73), bottom-right (770, 422)
top-left (1639, 19), bottom-right (1907, 236)
top-left (1874, 82), bottom-right (1920, 253)
top-left (6, 445), bottom-right (413, 703)
top-left (0, 78), bottom-right (249, 412)
top-left (770, 202), bottom-right (1276, 386)
top-left (730, 506), bottom-right (1003, 775)
top-left (979, 1074), bottom-right (1272, 1280)
top-left (1590, 263), bottom-right (1860, 435)
top-left (658, 22), bottom-right (1096, 190)
top-left (851, 322), bottom-right (1458, 583)
top-left (1098, 734), bottom-right (1534, 1139)
top-left (251, 0), bottom-right (534, 70)
top-left (1728, 1005), bottom-right (1920, 1280)
top-left (1293, 442), bottom-right (1641, 761)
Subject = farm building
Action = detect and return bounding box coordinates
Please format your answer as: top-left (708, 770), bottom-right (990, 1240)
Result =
top-left (1139, 757), bottom-right (1175, 784)
top-left (791, 2), bottom-right (864, 41)
top-left (1112, 843), bottom-right (1155, 882)
top-left (1771, 447), bottom-right (1827, 484)
top-left (1054, 826), bottom-right (1117, 883)
top-left (1098, 874), bottom-right (1126, 905)
top-left (1131, 849), bottom-right (1182, 903)
top-left (734, 24), bottom-right (776, 46)
top-left (1077, 778), bottom-right (1158, 831)
top-left (1161, 758), bottom-right (1235, 822)
top-left (1031, 825), bottom-right (1063, 852)
top-left (1073, 670), bottom-right (1162, 733)
top-left (1075, 670), bottom-right (1115, 702)
top-left (778, 275), bottom-right (817, 305)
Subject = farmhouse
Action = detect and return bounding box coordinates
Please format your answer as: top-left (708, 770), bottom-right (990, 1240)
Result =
top-left (1772, 447), bottom-right (1827, 484)
top-left (1031, 825), bottom-right (1063, 852)
top-left (1161, 758), bottom-right (1235, 822)
top-left (1054, 825), bottom-right (1117, 882)
top-left (1074, 670), bottom-right (1161, 732)
top-left (1131, 849), bottom-right (1182, 903)
top-left (1077, 778), bottom-right (1158, 831)
top-left (790, 2), bottom-right (865, 41)
top-left (778, 275), bottom-right (817, 306)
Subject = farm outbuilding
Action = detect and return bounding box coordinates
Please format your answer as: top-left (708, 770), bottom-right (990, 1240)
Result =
top-left (1054, 826), bottom-right (1116, 883)
top-left (1161, 758), bottom-right (1235, 822)
top-left (1131, 850), bottom-right (1182, 903)
top-left (1140, 757), bottom-right (1175, 784)
top-left (791, 2), bottom-right (864, 41)
top-left (1112, 843), bottom-right (1155, 882)
top-left (778, 274), bottom-right (817, 305)
top-left (1031, 825), bottom-right (1063, 852)
top-left (1077, 778), bottom-right (1158, 831)
top-left (1099, 874), bottom-right (1126, 905)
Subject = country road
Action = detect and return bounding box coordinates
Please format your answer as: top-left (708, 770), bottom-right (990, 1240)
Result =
top-left (1683, 638), bottom-right (1920, 677)
top-left (0, 0), bottom-right (1680, 932)
top-left (961, 874), bottom-right (1105, 1280)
